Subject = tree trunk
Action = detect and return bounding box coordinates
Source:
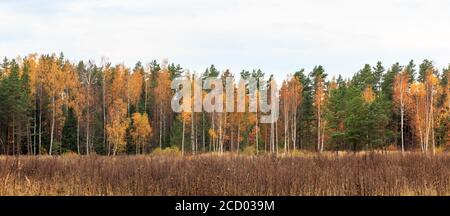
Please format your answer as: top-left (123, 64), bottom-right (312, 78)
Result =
top-left (275, 122), bottom-right (279, 155)
top-left (270, 119), bottom-right (274, 153)
top-left (317, 102), bottom-right (321, 153)
top-left (49, 95), bottom-right (56, 155)
top-left (293, 111), bottom-right (297, 151)
top-left (163, 112), bottom-right (166, 147)
top-left (231, 128), bottom-right (234, 152)
top-left (86, 86), bottom-right (90, 155)
top-left (416, 100), bottom-right (424, 152)
top-left (400, 74), bottom-right (405, 154)
top-left (212, 112), bottom-right (215, 152)
top-left (202, 112), bottom-right (205, 152)
top-left (431, 87), bottom-right (435, 156)
top-left (400, 104), bottom-right (404, 154)
top-left (220, 117), bottom-right (223, 153)
top-left (256, 108), bottom-right (259, 155)
top-left (38, 85), bottom-right (43, 155)
top-left (191, 111), bottom-right (195, 154)
top-left (182, 117), bottom-right (185, 156)
top-left (12, 115), bottom-right (15, 155)
top-left (27, 121), bottom-right (31, 155)
top-left (77, 118), bottom-right (80, 154)
top-left (144, 77), bottom-right (148, 112)
top-left (113, 137), bottom-right (118, 156)
top-left (237, 124), bottom-right (240, 153)
top-left (159, 105), bottom-right (162, 148)
top-left (284, 111), bottom-right (288, 153)
top-left (103, 70), bottom-right (107, 152)
top-left (33, 109), bottom-right (37, 155)
top-left (321, 121), bottom-right (325, 152)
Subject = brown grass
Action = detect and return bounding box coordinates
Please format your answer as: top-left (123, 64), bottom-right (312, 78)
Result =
top-left (0, 153), bottom-right (449, 195)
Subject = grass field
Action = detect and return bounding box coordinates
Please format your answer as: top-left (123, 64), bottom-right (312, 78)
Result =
top-left (0, 152), bottom-right (449, 195)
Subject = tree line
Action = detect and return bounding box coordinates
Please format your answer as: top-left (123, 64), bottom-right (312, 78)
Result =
top-left (0, 53), bottom-right (448, 155)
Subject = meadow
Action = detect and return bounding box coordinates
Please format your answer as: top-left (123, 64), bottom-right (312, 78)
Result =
top-left (0, 152), bottom-right (449, 196)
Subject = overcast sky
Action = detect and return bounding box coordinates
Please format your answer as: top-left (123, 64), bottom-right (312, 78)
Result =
top-left (1, 0), bottom-right (449, 81)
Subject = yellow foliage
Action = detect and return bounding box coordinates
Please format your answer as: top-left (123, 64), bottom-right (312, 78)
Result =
top-left (130, 112), bottom-right (153, 152)
top-left (208, 128), bottom-right (218, 139)
top-left (362, 85), bottom-right (375, 104)
top-left (410, 82), bottom-right (425, 97)
top-left (242, 145), bottom-right (256, 155)
top-left (151, 147), bottom-right (182, 156)
top-left (128, 71), bottom-right (143, 106)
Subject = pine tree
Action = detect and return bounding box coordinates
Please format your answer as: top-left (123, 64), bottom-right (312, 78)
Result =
top-left (405, 60), bottom-right (416, 83)
top-left (418, 59), bottom-right (434, 82)
top-left (373, 61), bottom-right (385, 94)
top-left (0, 59), bottom-right (29, 154)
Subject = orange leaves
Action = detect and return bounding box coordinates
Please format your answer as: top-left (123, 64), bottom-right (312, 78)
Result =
top-left (290, 76), bottom-right (303, 108)
top-left (280, 81), bottom-right (289, 110)
top-left (425, 69), bottom-right (439, 87)
top-left (405, 68), bottom-right (443, 153)
top-left (40, 55), bottom-right (65, 98)
top-left (106, 65), bottom-right (131, 155)
top-left (313, 75), bottom-right (325, 110)
top-left (181, 111), bottom-right (191, 122)
top-left (108, 65), bottom-right (128, 119)
top-left (131, 112), bottom-right (152, 138)
top-left (444, 71), bottom-right (450, 111)
top-left (393, 70), bottom-right (411, 108)
top-left (154, 70), bottom-right (173, 121)
top-left (329, 76), bottom-right (337, 91)
top-left (110, 65), bottom-right (127, 101)
top-left (107, 117), bottom-right (130, 155)
top-left (24, 54), bottom-right (39, 97)
top-left (208, 128), bottom-right (218, 139)
top-left (280, 75), bottom-right (303, 113)
top-left (128, 71), bottom-right (143, 106)
top-left (130, 112), bottom-right (153, 153)
top-left (362, 85), bottom-right (375, 104)
top-left (154, 70), bottom-right (172, 106)
top-left (279, 75), bottom-right (303, 152)
top-left (410, 82), bottom-right (426, 98)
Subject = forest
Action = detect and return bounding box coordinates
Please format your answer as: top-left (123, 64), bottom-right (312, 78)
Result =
top-left (0, 53), bottom-right (449, 156)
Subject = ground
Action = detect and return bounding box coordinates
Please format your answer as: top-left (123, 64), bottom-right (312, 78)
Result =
top-left (0, 152), bottom-right (449, 195)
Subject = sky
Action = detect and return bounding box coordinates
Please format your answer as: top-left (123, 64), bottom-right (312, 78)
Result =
top-left (1, 0), bottom-right (450, 81)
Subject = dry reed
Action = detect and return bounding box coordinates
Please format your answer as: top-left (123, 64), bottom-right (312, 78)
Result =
top-left (0, 153), bottom-right (449, 195)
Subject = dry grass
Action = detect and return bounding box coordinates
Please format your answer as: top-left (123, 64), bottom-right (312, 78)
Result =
top-left (0, 153), bottom-right (449, 195)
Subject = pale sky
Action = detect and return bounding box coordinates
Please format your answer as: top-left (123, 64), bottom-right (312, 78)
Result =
top-left (1, 0), bottom-right (450, 81)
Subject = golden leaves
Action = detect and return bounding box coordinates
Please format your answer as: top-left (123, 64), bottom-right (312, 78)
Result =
top-left (362, 85), bottom-right (375, 104)
top-left (131, 112), bottom-right (153, 147)
top-left (128, 71), bottom-right (143, 106)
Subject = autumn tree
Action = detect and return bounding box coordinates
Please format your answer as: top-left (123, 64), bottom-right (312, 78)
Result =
top-left (311, 66), bottom-right (327, 152)
top-left (128, 63), bottom-right (144, 115)
top-left (409, 82), bottom-right (427, 152)
top-left (78, 61), bottom-right (99, 155)
top-left (1, 53), bottom-right (448, 156)
top-left (424, 70), bottom-right (440, 155)
top-left (154, 69), bottom-right (172, 148)
top-left (41, 55), bottom-right (67, 155)
top-left (289, 76), bottom-right (303, 151)
top-left (106, 65), bottom-right (129, 155)
top-left (393, 70), bottom-right (410, 153)
top-left (407, 68), bottom-right (440, 155)
top-left (130, 112), bottom-right (152, 154)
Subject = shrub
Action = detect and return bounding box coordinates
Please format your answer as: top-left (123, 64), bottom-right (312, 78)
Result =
top-left (151, 146), bottom-right (182, 156)
top-left (241, 145), bottom-right (256, 155)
